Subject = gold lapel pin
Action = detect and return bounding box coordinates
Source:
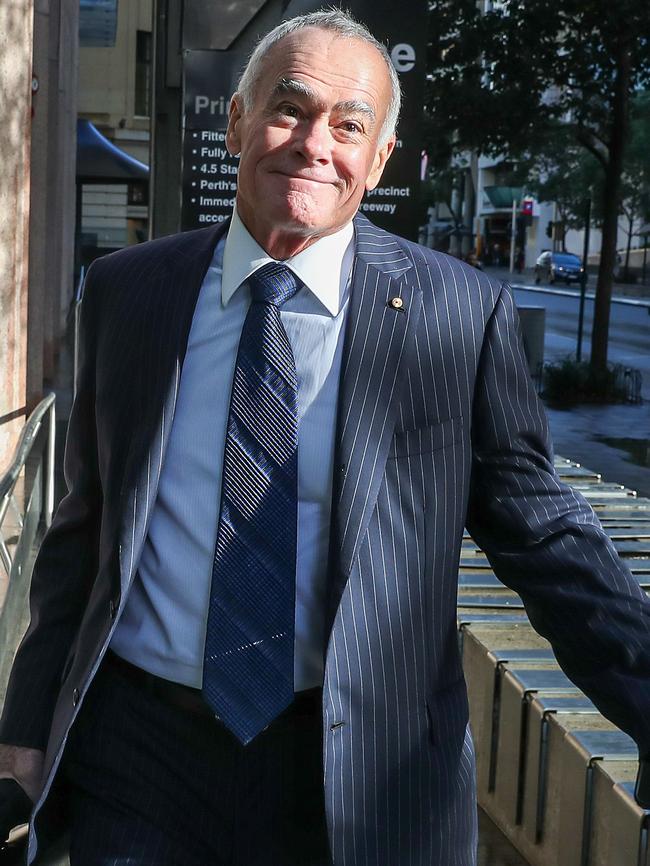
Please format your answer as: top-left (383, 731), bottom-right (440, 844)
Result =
top-left (388, 297), bottom-right (405, 311)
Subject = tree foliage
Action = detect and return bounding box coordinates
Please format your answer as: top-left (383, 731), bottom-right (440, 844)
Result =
top-left (621, 93), bottom-right (650, 225)
top-left (524, 127), bottom-right (602, 247)
top-left (426, 0), bottom-right (650, 370)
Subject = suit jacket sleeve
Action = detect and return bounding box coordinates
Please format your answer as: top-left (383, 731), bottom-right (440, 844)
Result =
top-left (465, 280), bottom-right (650, 757)
top-left (0, 262), bottom-right (104, 750)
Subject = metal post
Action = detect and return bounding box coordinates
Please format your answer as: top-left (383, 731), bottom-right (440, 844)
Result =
top-left (580, 764), bottom-right (596, 866)
top-left (45, 398), bottom-right (56, 528)
top-left (552, 201), bottom-right (558, 252)
top-left (509, 198), bottom-right (516, 273)
top-left (637, 813), bottom-right (649, 866)
top-left (577, 197), bottom-right (591, 362)
top-left (150, 0), bottom-right (183, 239)
top-left (643, 233), bottom-right (648, 285)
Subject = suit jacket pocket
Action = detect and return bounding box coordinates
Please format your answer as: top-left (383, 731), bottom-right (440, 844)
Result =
top-left (425, 678), bottom-right (470, 747)
top-left (389, 416), bottom-right (465, 460)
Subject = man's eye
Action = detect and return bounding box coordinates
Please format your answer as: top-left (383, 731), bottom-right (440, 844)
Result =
top-left (280, 104), bottom-right (300, 118)
top-left (341, 121), bottom-right (362, 134)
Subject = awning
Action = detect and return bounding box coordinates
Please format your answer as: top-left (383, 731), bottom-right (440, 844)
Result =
top-left (484, 186), bottom-right (522, 208)
top-left (76, 119), bottom-right (149, 182)
top-left (430, 222), bottom-right (472, 236)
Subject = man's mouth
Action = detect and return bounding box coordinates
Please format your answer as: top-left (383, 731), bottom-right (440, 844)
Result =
top-left (272, 171), bottom-right (333, 186)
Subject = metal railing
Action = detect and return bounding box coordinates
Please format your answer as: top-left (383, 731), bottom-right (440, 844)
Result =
top-left (73, 265), bottom-right (85, 398)
top-left (0, 394), bottom-right (56, 702)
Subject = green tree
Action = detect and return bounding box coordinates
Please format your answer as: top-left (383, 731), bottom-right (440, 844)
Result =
top-left (427, 0), bottom-right (650, 371)
top-left (527, 95), bottom-right (650, 273)
top-left (422, 160), bottom-right (470, 237)
top-left (620, 93), bottom-right (650, 277)
top-left (524, 127), bottom-right (603, 251)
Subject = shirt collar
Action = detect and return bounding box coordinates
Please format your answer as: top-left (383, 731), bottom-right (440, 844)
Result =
top-left (221, 208), bottom-right (354, 316)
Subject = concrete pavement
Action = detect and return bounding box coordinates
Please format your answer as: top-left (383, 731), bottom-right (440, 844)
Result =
top-left (545, 402), bottom-right (650, 499)
top-left (475, 265), bottom-right (650, 499)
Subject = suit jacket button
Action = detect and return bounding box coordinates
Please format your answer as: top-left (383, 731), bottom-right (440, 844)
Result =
top-left (72, 688), bottom-right (80, 706)
top-left (109, 599), bottom-right (117, 619)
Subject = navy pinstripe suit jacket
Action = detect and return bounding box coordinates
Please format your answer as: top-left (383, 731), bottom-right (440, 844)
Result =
top-left (2, 214), bottom-right (650, 865)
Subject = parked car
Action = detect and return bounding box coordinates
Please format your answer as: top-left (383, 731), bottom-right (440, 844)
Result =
top-left (534, 251), bottom-right (585, 285)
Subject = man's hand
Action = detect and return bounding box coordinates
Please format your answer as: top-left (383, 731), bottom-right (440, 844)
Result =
top-left (0, 745), bottom-right (43, 843)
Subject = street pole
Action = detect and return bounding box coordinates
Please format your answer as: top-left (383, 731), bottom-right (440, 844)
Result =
top-left (643, 233), bottom-right (648, 284)
top-left (552, 201), bottom-right (558, 252)
top-left (577, 196), bottom-right (591, 363)
top-left (150, 0), bottom-right (183, 239)
top-left (509, 198), bottom-right (516, 273)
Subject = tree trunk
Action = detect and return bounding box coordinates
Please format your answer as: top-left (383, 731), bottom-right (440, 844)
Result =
top-left (590, 43), bottom-right (631, 372)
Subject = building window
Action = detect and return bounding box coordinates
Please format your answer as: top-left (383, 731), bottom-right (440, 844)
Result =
top-left (128, 180), bottom-right (149, 206)
top-left (135, 30), bottom-right (152, 117)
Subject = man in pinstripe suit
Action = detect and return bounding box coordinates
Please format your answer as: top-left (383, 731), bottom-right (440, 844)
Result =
top-left (3, 8), bottom-right (650, 865)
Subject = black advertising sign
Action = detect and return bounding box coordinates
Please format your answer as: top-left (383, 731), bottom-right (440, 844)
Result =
top-left (181, 50), bottom-right (243, 230)
top-left (349, 0), bottom-right (427, 240)
top-left (181, 1), bottom-right (427, 239)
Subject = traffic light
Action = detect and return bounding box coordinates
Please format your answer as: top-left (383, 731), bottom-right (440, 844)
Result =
top-left (546, 221), bottom-right (553, 238)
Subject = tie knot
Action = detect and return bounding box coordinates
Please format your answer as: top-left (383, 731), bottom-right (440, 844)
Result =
top-left (248, 262), bottom-right (301, 307)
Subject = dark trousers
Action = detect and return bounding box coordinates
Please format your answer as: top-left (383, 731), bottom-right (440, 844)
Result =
top-left (62, 657), bottom-right (331, 865)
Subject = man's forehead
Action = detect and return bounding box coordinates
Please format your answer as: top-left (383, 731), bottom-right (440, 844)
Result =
top-left (259, 27), bottom-right (388, 90)
top-left (270, 25), bottom-right (364, 56)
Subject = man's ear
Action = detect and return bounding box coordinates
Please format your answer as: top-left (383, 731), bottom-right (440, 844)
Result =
top-left (365, 135), bottom-right (397, 192)
top-left (226, 94), bottom-right (244, 156)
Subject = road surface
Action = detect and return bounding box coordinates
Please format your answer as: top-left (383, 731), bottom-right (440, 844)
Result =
top-left (512, 284), bottom-right (650, 398)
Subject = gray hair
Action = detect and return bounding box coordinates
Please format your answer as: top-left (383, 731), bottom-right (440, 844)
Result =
top-left (235, 8), bottom-right (401, 146)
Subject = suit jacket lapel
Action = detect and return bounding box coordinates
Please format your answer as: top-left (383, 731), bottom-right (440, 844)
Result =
top-left (118, 221), bottom-right (228, 591)
top-left (326, 215), bottom-right (422, 631)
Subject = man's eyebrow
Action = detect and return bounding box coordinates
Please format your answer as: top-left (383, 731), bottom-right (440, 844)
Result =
top-left (273, 77), bottom-right (320, 102)
top-left (335, 99), bottom-right (376, 125)
top-left (272, 78), bottom-right (376, 126)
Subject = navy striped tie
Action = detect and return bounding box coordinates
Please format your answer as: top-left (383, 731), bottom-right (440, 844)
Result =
top-left (202, 262), bottom-right (300, 745)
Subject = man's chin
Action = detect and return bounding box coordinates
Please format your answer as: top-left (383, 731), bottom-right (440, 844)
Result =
top-left (276, 194), bottom-right (333, 231)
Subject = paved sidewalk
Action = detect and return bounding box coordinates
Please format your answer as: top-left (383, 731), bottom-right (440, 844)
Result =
top-left (476, 265), bottom-right (650, 499)
top-left (545, 402), bottom-right (650, 499)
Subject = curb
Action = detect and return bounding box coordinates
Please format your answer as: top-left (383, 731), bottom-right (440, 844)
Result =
top-left (508, 283), bottom-right (650, 310)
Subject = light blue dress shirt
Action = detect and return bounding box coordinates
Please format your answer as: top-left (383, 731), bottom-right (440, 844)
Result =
top-left (111, 210), bottom-right (354, 690)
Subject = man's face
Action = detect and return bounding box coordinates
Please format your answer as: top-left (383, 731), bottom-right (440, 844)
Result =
top-left (226, 27), bottom-right (396, 257)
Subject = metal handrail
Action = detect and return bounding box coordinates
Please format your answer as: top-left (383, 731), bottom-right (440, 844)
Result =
top-left (73, 265), bottom-right (85, 398)
top-left (0, 394), bottom-right (56, 575)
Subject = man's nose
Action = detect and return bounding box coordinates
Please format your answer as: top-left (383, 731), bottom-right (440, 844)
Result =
top-left (295, 118), bottom-right (331, 164)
